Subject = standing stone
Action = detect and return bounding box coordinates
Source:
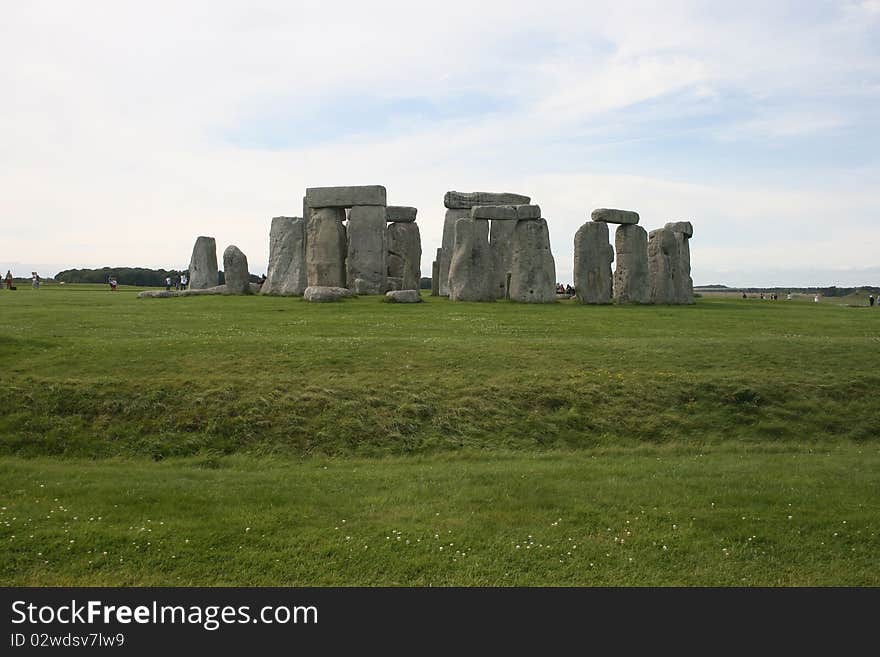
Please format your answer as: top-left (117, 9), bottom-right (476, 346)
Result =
top-left (188, 236), bottom-right (219, 290)
top-left (613, 224), bottom-right (651, 304)
top-left (307, 207), bottom-right (347, 287)
top-left (439, 208), bottom-right (470, 295)
top-left (448, 218), bottom-right (494, 302)
top-left (573, 222), bottom-right (614, 304)
top-left (509, 219), bottom-right (556, 303)
top-left (431, 258), bottom-right (440, 296)
top-left (490, 220), bottom-right (516, 299)
top-left (347, 205), bottom-right (387, 294)
top-left (648, 228), bottom-right (678, 304)
top-left (262, 217), bottom-right (307, 296)
top-left (387, 222), bottom-right (421, 291)
top-left (672, 231), bottom-right (694, 304)
top-left (223, 245), bottom-right (250, 295)
top-left (665, 221), bottom-right (694, 238)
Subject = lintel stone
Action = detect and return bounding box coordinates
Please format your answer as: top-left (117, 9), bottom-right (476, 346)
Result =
top-left (306, 185), bottom-right (387, 208)
top-left (444, 191), bottom-right (531, 209)
top-left (591, 208), bottom-right (640, 225)
top-left (386, 206), bottom-right (418, 222)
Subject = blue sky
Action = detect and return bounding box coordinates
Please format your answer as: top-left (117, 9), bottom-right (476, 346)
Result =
top-left (2, 0), bottom-right (879, 286)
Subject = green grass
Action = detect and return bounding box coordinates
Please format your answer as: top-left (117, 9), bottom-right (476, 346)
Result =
top-left (2, 446), bottom-right (878, 585)
top-left (2, 286), bottom-right (879, 457)
top-left (1, 285), bottom-right (878, 585)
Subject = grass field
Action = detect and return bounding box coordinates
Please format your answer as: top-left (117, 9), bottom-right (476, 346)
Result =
top-left (1, 285), bottom-right (878, 585)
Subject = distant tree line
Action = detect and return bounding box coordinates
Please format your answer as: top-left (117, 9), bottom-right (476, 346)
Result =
top-left (54, 267), bottom-right (263, 286)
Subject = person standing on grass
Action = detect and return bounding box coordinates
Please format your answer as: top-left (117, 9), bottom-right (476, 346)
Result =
top-left (180, 273), bottom-right (188, 290)
top-left (165, 276), bottom-right (172, 291)
top-left (4, 270), bottom-right (12, 290)
top-left (31, 272), bottom-right (40, 289)
top-left (870, 295), bottom-right (875, 307)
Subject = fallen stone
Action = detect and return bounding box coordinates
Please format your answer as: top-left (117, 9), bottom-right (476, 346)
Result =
top-left (262, 216), bottom-right (307, 296)
top-left (347, 205), bottom-right (387, 295)
top-left (385, 206), bottom-right (417, 222)
top-left (303, 286), bottom-right (356, 302)
top-left (665, 221), bottom-right (694, 238)
top-left (444, 191), bottom-right (531, 209)
top-left (439, 208), bottom-right (470, 295)
top-left (509, 219), bottom-right (556, 303)
top-left (591, 208), bottom-right (640, 225)
top-left (223, 245), bottom-right (250, 294)
top-left (384, 289), bottom-right (422, 303)
top-left (387, 222), bottom-right (422, 291)
top-left (307, 207), bottom-right (347, 287)
top-left (470, 204), bottom-right (542, 221)
top-left (306, 185), bottom-right (386, 208)
top-left (188, 236), bottom-right (219, 290)
top-left (489, 219), bottom-right (516, 299)
top-left (613, 224), bottom-right (651, 304)
top-left (574, 221), bottom-right (614, 304)
top-left (448, 218), bottom-right (494, 302)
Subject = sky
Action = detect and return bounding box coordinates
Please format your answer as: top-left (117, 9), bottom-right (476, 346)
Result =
top-left (2, 0), bottom-right (879, 287)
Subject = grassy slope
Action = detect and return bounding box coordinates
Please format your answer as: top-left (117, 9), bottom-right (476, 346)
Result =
top-left (1, 287), bottom-right (879, 457)
top-left (1, 286), bottom-right (878, 585)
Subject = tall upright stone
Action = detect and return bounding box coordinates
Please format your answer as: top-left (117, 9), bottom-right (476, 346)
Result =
top-left (490, 220), bottom-right (517, 299)
top-left (509, 219), bottom-right (556, 303)
top-left (188, 236), bottom-right (219, 290)
top-left (448, 218), bottom-right (494, 302)
top-left (223, 245), bottom-right (250, 295)
top-left (347, 205), bottom-right (387, 294)
top-left (307, 207), bottom-right (347, 288)
top-left (263, 216), bottom-right (307, 296)
top-left (439, 208), bottom-right (469, 295)
top-left (613, 224), bottom-right (651, 304)
top-left (387, 222), bottom-right (422, 291)
top-left (431, 257), bottom-right (440, 296)
top-left (573, 222), bottom-right (614, 304)
top-left (648, 228), bottom-right (678, 304)
top-left (666, 222), bottom-right (694, 305)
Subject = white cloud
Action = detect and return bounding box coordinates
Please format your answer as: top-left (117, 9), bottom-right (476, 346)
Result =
top-left (1, 0), bottom-right (878, 285)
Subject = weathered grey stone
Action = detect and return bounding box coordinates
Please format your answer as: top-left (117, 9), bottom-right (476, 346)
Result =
top-left (387, 222), bottom-right (421, 291)
top-left (303, 286), bottom-right (356, 302)
top-left (573, 222), bottom-right (614, 304)
top-left (431, 259), bottom-right (440, 296)
top-left (306, 185), bottom-right (386, 208)
top-left (673, 232), bottom-right (694, 304)
top-left (489, 220), bottom-right (516, 299)
top-left (347, 205), bottom-right (387, 295)
top-left (188, 236), bottom-right (219, 290)
top-left (471, 205), bottom-right (541, 221)
top-left (648, 228), bottom-right (678, 304)
top-left (448, 218), bottom-right (494, 302)
top-left (303, 196), bottom-right (311, 223)
top-left (439, 208), bottom-right (470, 296)
top-left (665, 221), bottom-right (694, 238)
top-left (262, 216), bottom-right (307, 296)
top-left (385, 206), bottom-right (417, 222)
top-left (613, 224), bottom-right (651, 304)
top-left (386, 276), bottom-right (403, 291)
top-left (138, 283), bottom-right (261, 299)
top-left (307, 207), bottom-right (347, 287)
top-left (444, 191), bottom-right (531, 209)
top-left (591, 208), bottom-right (640, 225)
top-left (222, 245), bottom-right (250, 295)
top-left (384, 289), bottom-right (422, 303)
top-left (509, 219), bottom-right (556, 303)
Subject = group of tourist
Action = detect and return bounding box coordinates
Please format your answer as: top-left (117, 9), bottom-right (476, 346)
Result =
top-left (741, 292), bottom-right (790, 301)
top-left (164, 274), bottom-right (188, 291)
top-left (556, 283), bottom-right (575, 296)
top-left (3, 270), bottom-right (41, 289)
